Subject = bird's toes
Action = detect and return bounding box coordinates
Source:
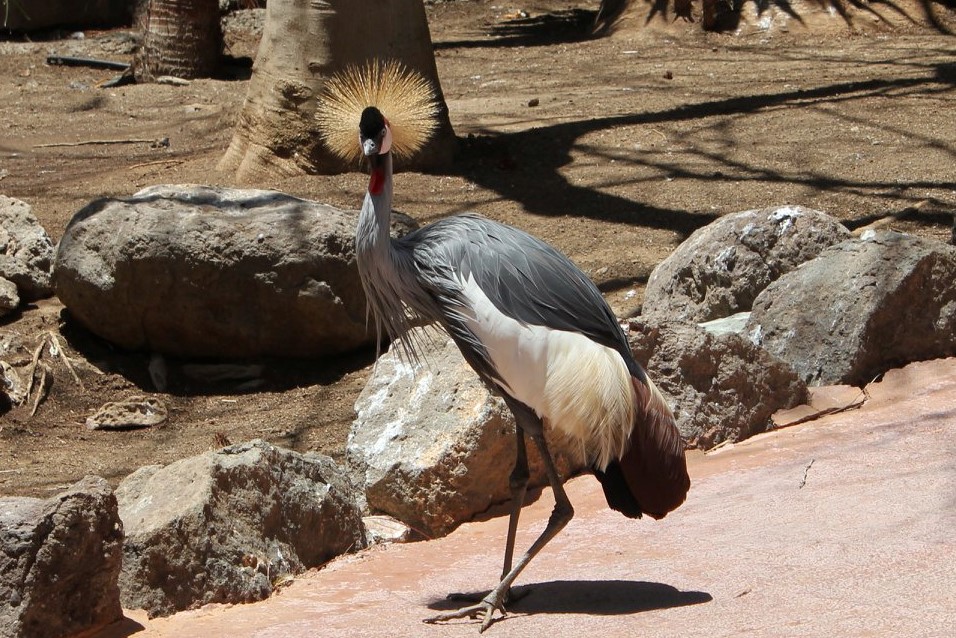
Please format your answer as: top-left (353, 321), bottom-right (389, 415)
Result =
top-left (423, 603), bottom-right (485, 623)
top-left (479, 605), bottom-right (497, 633)
top-left (424, 595), bottom-right (506, 630)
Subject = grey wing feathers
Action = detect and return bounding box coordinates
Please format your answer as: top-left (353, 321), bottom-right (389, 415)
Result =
top-left (398, 214), bottom-right (636, 374)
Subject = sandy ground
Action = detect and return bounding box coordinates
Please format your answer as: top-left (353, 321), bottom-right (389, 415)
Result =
top-left (88, 357), bottom-right (956, 638)
top-left (1, 6), bottom-right (954, 633)
top-left (0, 1), bottom-right (953, 500)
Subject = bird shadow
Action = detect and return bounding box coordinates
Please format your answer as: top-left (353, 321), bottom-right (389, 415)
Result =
top-left (427, 579), bottom-right (712, 616)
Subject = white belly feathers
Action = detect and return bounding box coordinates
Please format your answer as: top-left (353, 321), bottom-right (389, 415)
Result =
top-left (458, 275), bottom-right (635, 469)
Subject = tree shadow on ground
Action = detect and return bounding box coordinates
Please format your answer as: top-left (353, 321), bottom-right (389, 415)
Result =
top-left (437, 8), bottom-right (615, 50)
top-left (434, 0), bottom-right (640, 48)
top-left (710, 0), bottom-right (954, 34)
top-left (451, 57), bottom-right (956, 243)
top-left (428, 579), bottom-right (712, 616)
top-left (435, 0), bottom-right (953, 49)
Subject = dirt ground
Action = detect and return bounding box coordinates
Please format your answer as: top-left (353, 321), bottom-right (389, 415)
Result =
top-left (1, 1), bottom-right (954, 498)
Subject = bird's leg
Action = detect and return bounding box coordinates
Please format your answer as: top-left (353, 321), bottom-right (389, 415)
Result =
top-left (445, 426), bottom-right (530, 606)
top-left (425, 433), bottom-right (574, 632)
top-left (502, 425), bottom-right (530, 581)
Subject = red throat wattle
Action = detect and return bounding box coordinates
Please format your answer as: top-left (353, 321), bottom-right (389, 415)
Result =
top-left (368, 167), bottom-right (385, 196)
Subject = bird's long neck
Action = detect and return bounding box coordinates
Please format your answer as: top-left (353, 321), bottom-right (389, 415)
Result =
top-left (357, 152), bottom-right (394, 260)
top-left (356, 149), bottom-right (416, 359)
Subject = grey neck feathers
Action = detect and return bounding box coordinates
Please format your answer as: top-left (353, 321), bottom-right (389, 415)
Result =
top-left (355, 152), bottom-right (422, 363)
top-left (357, 153), bottom-right (393, 257)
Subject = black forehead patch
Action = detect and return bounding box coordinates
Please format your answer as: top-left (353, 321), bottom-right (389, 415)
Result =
top-left (359, 106), bottom-right (386, 140)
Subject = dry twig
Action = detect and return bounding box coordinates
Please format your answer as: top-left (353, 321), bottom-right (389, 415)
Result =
top-left (774, 387), bottom-right (869, 430)
top-left (129, 158), bottom-right (186, 170)
top-left (798, 459), bottom-right (815, 489)
top-left (24, 335), bottom-right (48, 401)
top-left (33, 138), bottom-right (160, 148)
top-left (47, 331), bottom-right (85, 390)
top-left (30, 363), bottom-right (52, 417)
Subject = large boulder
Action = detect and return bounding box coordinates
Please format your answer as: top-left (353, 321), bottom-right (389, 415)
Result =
top-left (643, 206), bottom-right (850, 323)
top-left (116, 439), bottom-right (366, 617)
top-left (0, 195), bottom-right (55, 304)
top-left (54, 185), bottom-right (413, 358)
top-left (347, 328), bottom-right (584, 538)
top-left (0, 278), bottom-right (18, 318)
top-left (0, 476), bottom-right (124, 638)
top-left (628, 317), bottom-right (808, 449)
top-left (747, 231), bottom-right (956, 386)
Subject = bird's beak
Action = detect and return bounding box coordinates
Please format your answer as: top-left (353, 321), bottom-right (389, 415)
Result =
top-left (363, 138), bottom-right (379, 157)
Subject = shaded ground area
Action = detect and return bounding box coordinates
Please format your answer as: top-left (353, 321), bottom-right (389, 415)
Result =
top-left (95, 358), bottom-right (956, 637)
top-left (0, 1), bottom-right (955, 497)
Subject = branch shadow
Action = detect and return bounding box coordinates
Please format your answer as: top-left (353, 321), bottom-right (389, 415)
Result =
top-left (436, 9), bottom-right (603, 49)
top-left (452, 61), bottom-right (956, 242)
top-left (433, 0), bottom-right (954, 49)
top-left (428, 579), bottom-right (712, 616)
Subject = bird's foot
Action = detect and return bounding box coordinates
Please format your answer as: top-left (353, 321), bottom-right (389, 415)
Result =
top-left (424, 588), bottom-right (514, 633)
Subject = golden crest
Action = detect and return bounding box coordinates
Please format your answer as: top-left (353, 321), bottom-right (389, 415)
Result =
top-left (316, 59), bottom-right (439, 164)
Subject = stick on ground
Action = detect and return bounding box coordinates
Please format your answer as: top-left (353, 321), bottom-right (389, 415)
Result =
top-left (24, 335), bottom-right (48, 401)
top-left (48, 331), bottom-right (85, 390)
top-left (33, 138), bottom-right (161, 148)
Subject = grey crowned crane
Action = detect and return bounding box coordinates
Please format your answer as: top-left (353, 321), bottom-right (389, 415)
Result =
top-left (317, 61), bottom-right (690, 632)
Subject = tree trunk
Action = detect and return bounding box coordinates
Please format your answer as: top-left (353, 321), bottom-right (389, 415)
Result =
top-left (218, 0), bottom-right (456, 179)
top-left (701, 0), bottom-right (718, 31)
top-left (136, 0), bottom-right (223, 81)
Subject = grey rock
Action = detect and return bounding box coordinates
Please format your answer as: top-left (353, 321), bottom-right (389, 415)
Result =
top-left (54, 185), bottom-right (414, 358)
top-left (644, 206), bottom-right (850, 322)
top-left (85, 396), bottom-right (168, 430)
top-left (0, 195), bottom-right (55, 302)
top-left (747, 231), bottom-right (956, 386)
top-left (116, 439), bottom-right (365, 618)
top-left (698, 311), bottom-right (751, 336)
top-left (0, 331), bottom-right (29, 366)
top-left (363, 515), bottom-right (415, 545)
top-left (0, 476), bottom-right (124, 638)
top-left (0, 278), bottom-right (18, 317)
top-left (0, 360), bottom-right (26, 407)
top-left (628, 317), bottom-right (808, 449)
top-left (347, 328), bottom-right (584, 538)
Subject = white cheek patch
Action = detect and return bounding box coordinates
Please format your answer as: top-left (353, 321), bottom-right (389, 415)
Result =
top-left (380, 125), bottom-right (393, 154)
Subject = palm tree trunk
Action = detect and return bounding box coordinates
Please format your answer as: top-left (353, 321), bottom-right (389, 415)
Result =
top-left (218, 0), bottom-right (456, 179)
top-left (136, 0), bottom-right (222, 81)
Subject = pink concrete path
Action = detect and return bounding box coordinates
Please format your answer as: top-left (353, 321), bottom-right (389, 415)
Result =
top-left (95, 358), bottom-right (956, 638)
